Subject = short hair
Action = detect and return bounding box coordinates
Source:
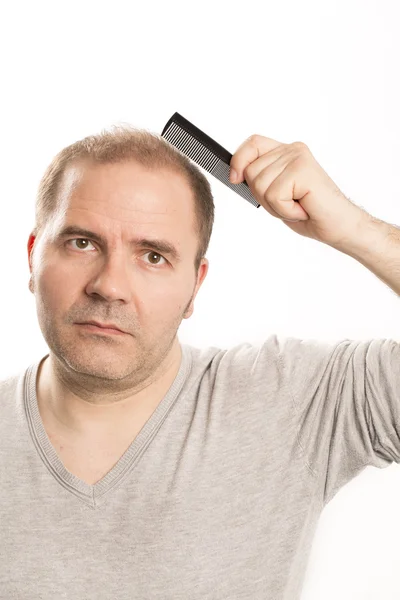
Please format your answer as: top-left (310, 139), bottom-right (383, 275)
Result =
top-left (33, 124), bottom-right (215, 273)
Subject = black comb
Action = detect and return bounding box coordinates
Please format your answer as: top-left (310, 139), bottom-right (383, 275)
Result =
top-left (161, 112), bottom-right (260, 209)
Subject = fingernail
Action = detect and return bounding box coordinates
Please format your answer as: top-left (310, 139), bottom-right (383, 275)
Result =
top-left (230, 169), bottom-right (238, 183)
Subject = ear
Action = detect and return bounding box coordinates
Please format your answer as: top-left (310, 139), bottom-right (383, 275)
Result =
top-left (27, 234), bottom-right (36, 272)
top-left (183, 259), bottom-right (209, 320)
top-left (27, 234), bottom-right (37, 295)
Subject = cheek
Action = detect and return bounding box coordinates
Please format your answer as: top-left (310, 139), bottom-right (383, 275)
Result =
top-left (37, 264), bottom-right (80, 308)
top-left (136, 278), bottom-right (193, 318)
top-left (138, 283), bottom-right (187, 312)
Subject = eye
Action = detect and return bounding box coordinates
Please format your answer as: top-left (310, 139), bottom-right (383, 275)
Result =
top-left (142, 251), bottom-right (167, 267)
top-left (67, 238), bottom-right (95, 251)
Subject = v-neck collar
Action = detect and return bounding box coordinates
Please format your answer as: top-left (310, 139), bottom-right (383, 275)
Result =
top-left (24, 344), bottom-right (192, 506)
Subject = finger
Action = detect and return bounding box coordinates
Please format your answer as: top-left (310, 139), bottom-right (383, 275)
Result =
top-left (230, 134), bottom-right (284, 182)
top-left (243, 151), bottom-right (303, 220)
top-left (242, 146), bottom-right (288, 185)
top-left (241, 151), bottom-right (305, 221)
top-left (260, 201), bottom-right (286, 220)
top-left (246, 154), bottom-right (289, 210)
top-left (262, 167), bottom-right (309, 221)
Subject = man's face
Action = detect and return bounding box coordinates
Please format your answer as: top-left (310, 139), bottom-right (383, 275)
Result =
top-left (27, 159), bottom-right (209, 383)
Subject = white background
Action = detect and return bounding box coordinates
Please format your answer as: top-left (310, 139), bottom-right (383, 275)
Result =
top-left (1, 0), bottom-right (400, 598)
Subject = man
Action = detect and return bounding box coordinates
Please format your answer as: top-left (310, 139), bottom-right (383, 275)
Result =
top-left (0, 126), bottom-right (399, 599)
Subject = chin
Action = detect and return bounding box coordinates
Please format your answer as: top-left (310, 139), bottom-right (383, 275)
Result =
top-left (52, 340), bottom-right (133, 378)
top-left (70, 355), bottom-right (134, 380)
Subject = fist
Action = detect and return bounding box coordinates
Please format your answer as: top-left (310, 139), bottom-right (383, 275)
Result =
top-left (230, 134), bottom-right (366, 248)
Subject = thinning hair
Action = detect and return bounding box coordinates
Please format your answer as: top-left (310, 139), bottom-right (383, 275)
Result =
top-left (33, 124), bottom-right (215, 272)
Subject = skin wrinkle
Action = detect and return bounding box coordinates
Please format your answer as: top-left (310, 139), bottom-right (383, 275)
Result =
top-left (27, 160), bottom-right (209, 438)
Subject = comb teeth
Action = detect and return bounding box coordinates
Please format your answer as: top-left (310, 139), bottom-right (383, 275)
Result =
top-left (161, 113), bottom-right (260, 209)
top-left (165, 121), bottom-right (220, 173)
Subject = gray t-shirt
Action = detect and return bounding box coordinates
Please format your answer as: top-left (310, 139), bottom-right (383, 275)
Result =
top-left (1, 334), bottom-right (399, 599)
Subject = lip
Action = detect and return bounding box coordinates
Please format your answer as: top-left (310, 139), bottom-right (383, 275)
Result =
top-left (77, 321), bottom-right (126, 335)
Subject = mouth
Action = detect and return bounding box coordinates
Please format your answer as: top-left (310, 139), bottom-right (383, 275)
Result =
top-left (76, 322), bottom-right (126, 336)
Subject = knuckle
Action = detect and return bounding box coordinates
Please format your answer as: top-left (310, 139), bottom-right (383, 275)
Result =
top-left (248, 133), bottom-right (260, 144)
top-left (291, 140), bottom-right (308, 151)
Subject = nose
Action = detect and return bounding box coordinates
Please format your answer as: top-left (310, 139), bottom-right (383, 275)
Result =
top-left (85, 254), bottom-right (133, 303)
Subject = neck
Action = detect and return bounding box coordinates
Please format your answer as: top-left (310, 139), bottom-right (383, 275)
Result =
top-left (36, 341), bottom-right (182, 438)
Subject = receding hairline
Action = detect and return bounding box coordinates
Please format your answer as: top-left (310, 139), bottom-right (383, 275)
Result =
top-left (61, 155), bottom-right (194, 183)
top-left (55, 156), bottom-right (197, 209)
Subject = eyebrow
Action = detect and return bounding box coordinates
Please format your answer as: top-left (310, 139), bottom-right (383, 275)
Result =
top-left (56, 225), bottom-right (182, 263)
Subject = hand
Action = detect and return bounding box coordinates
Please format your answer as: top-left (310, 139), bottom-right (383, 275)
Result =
top-left (229, 134), bottom-right (368, 247)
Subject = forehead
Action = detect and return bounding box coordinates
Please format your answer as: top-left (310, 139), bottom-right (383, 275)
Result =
top-left (59, 160), bottom-right (195, 216)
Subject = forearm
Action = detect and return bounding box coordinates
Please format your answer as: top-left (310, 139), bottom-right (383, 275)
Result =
top-left (331, 212), bottom-right (400, 297)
